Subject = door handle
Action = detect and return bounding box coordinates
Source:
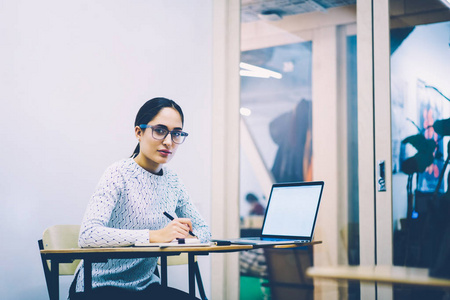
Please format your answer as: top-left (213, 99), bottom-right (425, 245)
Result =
top-left (377, 160), bottom-right (386, 192)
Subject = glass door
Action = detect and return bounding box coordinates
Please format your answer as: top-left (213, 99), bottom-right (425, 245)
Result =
top-left (364, 0), bottom-right (450, 299)
top-left (388, 1), bottom-right (450, 299)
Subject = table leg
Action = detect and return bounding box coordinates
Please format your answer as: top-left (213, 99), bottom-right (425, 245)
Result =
top-left (160, 256), bottom-right (168, 287)
top-left (50, 260), bottom-right (60, 300)
top-left (84, 259), bottom-right (92, 294)
top-left (195, 261), bottom-right (207, 300)
top-left (188, 254), bottom-right (196, 297)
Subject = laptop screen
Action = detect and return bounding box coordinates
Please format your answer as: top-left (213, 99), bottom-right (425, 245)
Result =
top-left (261, 182), bottom-right (323, 239)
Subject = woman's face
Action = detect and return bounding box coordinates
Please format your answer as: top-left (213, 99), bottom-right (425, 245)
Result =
top-left (134, 107), bottom-right (183, 173)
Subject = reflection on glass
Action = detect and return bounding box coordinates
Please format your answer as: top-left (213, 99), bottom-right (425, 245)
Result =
top-left (240, 41), bottom-right (312, 204)
top-left (239, 2), bottom-right (358, 299)
top-left (390, 1), bottom-right (450, 298)
top-left (347, 34), bottom-right (359, 268)
top-left (239, 45), bottom-right (314, 277)
top-left (238, 41), bottom-right (313, 299)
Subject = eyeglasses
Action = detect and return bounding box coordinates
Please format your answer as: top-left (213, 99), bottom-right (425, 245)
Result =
top-left (139, 124), bottom-right (189, 144)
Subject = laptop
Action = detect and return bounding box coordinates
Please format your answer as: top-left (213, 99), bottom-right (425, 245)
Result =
top-left (229, 181), bottom-right (324, 246)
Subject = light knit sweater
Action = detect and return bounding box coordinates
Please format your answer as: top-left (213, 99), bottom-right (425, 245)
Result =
top-left (73, 158), bottom-right (211, 293)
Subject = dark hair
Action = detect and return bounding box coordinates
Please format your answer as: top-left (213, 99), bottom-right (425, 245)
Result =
top-left (246, 193), bottom-right (259, 203)
top-left (131, 97), bottom-right (184, 158)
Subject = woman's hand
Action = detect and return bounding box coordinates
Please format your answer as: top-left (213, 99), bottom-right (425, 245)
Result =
top-left (149, 218), bottom-right (193, 243)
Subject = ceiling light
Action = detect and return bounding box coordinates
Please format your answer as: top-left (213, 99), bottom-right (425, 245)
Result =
top-left (239, 62), bottom-right (282, 79)
top-left (257, 11), bottom-right (282, 21)
top-left (440, 0), bottom-right (450, 8)
top-left (239, 70), bottom-right (269, 78)
top-left (240, 107), bottom-right (252, 117)
top-left (283, 61), bottom-right (294, 72)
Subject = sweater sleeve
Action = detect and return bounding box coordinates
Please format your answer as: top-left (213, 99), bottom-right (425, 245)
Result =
top-left (175, 180), bottom-right (212, 243)
top-left (78, 164), bottom-right (149, 248)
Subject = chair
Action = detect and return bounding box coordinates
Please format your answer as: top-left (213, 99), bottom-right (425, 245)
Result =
top-left (38, 225), bottom-right (207, 300)
top-left (263, 246), bottom-right (314, 300)
top-left (38, 225), bottom-right (81, 298)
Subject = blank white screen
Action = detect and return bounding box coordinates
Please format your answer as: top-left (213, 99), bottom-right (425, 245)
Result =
top-left (262, 185), bottom-right (322, 237)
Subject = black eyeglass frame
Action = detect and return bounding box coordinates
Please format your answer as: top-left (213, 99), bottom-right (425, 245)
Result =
top-left (139, 124), bottom-right (189, 144)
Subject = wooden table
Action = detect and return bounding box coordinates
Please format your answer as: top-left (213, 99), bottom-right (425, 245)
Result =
top-left (306, 265), bottom-right (450, 288)
top-left (40, 244), bottom-right (252, 300)
top-left (40, 241), bottom-right (322, 300)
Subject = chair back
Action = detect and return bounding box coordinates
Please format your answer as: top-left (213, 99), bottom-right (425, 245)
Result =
top-left (158, 252), bottom-right (198, 266)
top-left (42, 224), bottom-right (81, 275)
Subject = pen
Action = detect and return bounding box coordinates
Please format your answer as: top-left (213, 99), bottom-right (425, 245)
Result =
top-left (163, 211), bottom-right (195, 236)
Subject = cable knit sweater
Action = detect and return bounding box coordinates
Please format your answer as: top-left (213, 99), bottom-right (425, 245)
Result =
top-left (73, 158), bottom-right (211, 293)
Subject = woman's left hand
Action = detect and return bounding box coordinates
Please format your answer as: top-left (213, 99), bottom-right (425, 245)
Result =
top-left (149, 218), bottom-right (193, 243)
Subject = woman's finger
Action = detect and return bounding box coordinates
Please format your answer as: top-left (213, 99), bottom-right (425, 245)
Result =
top-left (176, 218), bottom-right (193, 231)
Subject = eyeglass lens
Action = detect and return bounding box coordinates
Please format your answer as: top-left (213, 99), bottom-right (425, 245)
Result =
top-left (151, 126), bottom-right (187, 144)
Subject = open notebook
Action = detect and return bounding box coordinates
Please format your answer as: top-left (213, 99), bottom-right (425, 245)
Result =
top-left (229, 181), bottom-right (324, 246)
top-left (135, 238), bottom-right (212, 248)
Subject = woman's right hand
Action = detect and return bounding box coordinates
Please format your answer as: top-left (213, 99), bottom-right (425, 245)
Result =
top-left (149, 218), bottom-right (193, 243)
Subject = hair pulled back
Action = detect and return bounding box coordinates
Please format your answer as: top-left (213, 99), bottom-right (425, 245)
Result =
top-left (131, 97), bottom-right (184, 158)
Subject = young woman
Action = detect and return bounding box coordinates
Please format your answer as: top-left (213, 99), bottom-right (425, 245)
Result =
top-left (69, 97), bottom-right (211, 300)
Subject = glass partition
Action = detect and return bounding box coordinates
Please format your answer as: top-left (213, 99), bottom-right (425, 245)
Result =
top-left (239, 39), bottom-right (314, 300)
top-left (239, 1), bottom-right (359, 299)
top-left (240, 41), bottom-right (313, 217)
top-left (389, 1), bottom-right (450, 299)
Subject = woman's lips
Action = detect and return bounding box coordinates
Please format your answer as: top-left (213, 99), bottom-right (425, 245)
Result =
top-left (158, 150), bottom-right (172, 156)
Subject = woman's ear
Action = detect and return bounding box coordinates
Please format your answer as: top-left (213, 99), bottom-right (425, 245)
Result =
top-left (135, 126), bottom-right (142, 140)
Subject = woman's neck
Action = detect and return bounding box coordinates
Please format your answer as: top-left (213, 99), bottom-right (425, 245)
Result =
top-left (133, 155), bottom-right (162, 175)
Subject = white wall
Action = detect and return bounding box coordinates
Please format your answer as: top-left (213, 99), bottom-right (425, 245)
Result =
top-left (0, 1), bottom-right (212, 299)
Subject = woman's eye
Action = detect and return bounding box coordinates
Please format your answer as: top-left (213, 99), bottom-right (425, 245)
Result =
top-left (154, 128), bottom-right (166, 135)
top-left (172, 131), bottom-right (182, 137)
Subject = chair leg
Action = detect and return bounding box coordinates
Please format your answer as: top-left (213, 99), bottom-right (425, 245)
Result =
top-left (38, 239), bottom-right (53, 299)
top-left (194, 261), bottom-right (208, 300)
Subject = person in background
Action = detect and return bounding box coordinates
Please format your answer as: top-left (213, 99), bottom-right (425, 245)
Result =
top-left (246, 193), bottom-right (265, 216)
top-left (69, 97), bottom-right (211, 300)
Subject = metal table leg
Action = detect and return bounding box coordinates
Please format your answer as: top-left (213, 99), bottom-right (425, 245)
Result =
top-left (160, 256), bottom-right (168, 287)
top-left (50, 260), bottom-right (60, 300)
top-left (195, 261), bottom-right (207, 300)
top-left (188, 253), bottom-right (196, 297)
top-left (84, 259), bottom-right (92, 295)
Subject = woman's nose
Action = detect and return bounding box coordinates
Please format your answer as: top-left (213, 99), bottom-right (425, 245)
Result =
top-left (162, 132), bottom-right (173, 146)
